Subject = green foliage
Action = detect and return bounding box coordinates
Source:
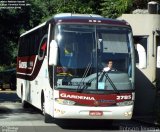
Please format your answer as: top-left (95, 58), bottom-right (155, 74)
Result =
top-left (47, 0), bottom-right (93, 14)
top-left (100, 0), bottom-right (133, 18)
top-left (0, 9), bottom-right (20, 65)
top-left (0, 0), bottom-right (159, 71)
top-left (0, 64), bottom-right (16, 72)
top-left (0, 0), bottom-right (44, 68)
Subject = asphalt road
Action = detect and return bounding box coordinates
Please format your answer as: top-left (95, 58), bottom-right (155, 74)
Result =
top-left (0, 90), bottom-right (159, 132)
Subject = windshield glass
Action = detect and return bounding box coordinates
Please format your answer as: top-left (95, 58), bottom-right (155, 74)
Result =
top-left (54, 24), bottom-right (134, 91)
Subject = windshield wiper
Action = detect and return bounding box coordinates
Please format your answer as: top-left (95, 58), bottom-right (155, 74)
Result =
top-left (77, 62), bottom-right (92, 92)
top-left (98, 71), bottom-right (120, 94)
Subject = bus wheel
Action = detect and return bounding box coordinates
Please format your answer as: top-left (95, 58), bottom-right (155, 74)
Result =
top-left (21, 86), bottom-right (29, 108)
top-left (45, 112), bottom-right (53, 123)
top-left (22, 100), bottom-right (29, 108)
top-left (42, 98), bottom-right (53, 123)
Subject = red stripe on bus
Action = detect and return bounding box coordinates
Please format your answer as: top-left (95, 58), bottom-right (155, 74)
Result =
top-left (59, 90), bottom-right (132, 107)
top-left (16, 55), bottom-right (44, 81)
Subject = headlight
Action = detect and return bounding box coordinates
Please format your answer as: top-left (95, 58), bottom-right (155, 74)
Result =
top-left (124, 111), bottom-right (132, 117)
top-left (55, 98), bottom-right (76, 105)
top-left (116, 101), bottom-right (133, 106)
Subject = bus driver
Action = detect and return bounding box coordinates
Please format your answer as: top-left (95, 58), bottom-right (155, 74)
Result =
top-left (103, 60), bottom-right (117, 72)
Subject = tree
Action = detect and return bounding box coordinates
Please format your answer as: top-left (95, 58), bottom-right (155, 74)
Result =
top-left (0, 0), bottom-right (160, 70)
top-left (0, 10), bottom-right (20, 65)
top-left (0, 0), bottom-right (44, 67)
top-left (53, 0), bottom-right (93, 14)
top-left (100, 0), bottom-right (133, 18)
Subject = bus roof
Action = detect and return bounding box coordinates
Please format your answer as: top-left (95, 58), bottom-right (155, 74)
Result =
top-left (20, 13), bottom-right (130, 37)
top-left (54, 13), bottom-right (103, 18)
top-left (48, 13), bottom-right (129, 26)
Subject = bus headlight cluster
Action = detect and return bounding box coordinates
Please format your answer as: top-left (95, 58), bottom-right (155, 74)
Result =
top-left (116, 101), bottom-right (133, 106)
top-left (124, 111), bottom-right (132, 117)
top-left (55, 98), bottom-right (76, 105)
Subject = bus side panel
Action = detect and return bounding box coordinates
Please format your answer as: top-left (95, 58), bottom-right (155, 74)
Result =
top-left (30, 57), bottom-right (51, 110)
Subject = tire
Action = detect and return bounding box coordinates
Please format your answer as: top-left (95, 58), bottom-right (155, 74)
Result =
top-left (22, 100), bottom-right (29, 108)
top-left (21, 86), bottom-right (29, 108)
top-left (44, 113), bottom-right (53, 123)
top-left (42, 99), bottom-right (53, 123)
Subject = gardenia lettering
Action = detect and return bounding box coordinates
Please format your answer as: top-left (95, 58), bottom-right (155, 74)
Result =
top-left (19, 60), bottom-right (34, 69)
top-left (60, 93), bottom-right (95, 100)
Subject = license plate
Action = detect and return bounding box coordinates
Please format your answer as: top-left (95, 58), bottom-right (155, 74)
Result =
top-left (89, 111), bottom-right (103, 116)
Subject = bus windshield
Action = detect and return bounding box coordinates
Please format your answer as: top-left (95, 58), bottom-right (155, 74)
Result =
top-left (54, 24), bottom-right (134, 92)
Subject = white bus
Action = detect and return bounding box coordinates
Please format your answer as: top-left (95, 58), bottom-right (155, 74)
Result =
top-left (16, 13), bottom-right (135, 123)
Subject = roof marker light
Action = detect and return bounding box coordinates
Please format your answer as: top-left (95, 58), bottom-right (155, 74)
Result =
top-left (58, 20), bottom-right (62, 22)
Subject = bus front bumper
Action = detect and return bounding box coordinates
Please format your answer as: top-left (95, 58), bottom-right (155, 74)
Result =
top-left (53, 103), bottom-right (133, 120)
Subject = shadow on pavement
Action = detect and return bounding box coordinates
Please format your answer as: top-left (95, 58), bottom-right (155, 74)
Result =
top-left (54, 119), bottom-right (118, 130)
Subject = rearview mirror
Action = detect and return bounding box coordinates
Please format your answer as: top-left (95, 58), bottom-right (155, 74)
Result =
top-left (136, 44), bottom-right (147, 69)
top-left (49, 40), bottom-right (58, 66)
top-left (157, 46), bottom-right (160, 68)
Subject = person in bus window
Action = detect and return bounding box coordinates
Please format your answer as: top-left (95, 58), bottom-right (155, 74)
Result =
top-left (103, 60), bottom-right (117, 72)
